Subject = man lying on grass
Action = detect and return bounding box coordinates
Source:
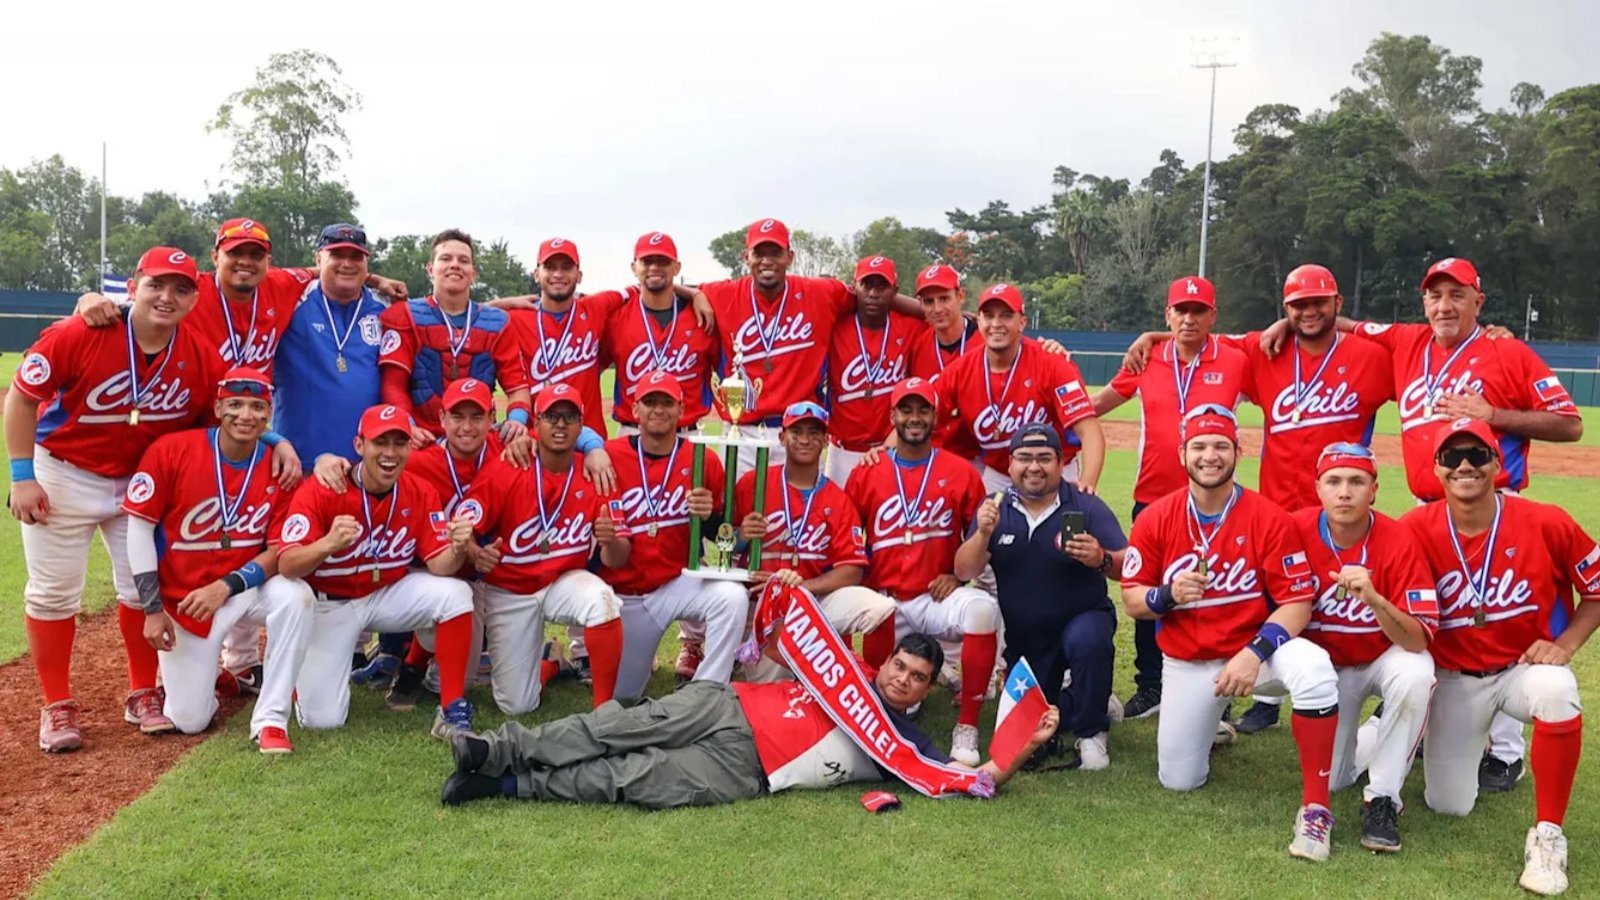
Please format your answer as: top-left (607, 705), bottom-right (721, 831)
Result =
top-left (441, 625), bottom-right (1059, 809)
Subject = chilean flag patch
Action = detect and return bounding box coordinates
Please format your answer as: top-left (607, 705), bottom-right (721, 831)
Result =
top-left (1281, 551), bottom-right (1311, 580)
top-left (1533, 375), bottom-right (1567, 403)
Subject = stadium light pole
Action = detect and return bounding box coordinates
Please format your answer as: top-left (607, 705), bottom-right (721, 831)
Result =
top-left (1191, 31), bottom-right (1238, 279)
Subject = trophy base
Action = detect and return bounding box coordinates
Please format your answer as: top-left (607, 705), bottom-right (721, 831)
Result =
top-left (682, 566), bottom-right (755, 583)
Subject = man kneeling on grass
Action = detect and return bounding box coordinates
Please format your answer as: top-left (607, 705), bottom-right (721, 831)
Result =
top-left (441, 632), bottom-right (1059, 808)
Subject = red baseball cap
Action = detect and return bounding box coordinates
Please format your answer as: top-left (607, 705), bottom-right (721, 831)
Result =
top-left (359, 404), bottom-right (415, 441)
top-left (135, 247), bottom-right (200, 286)
top-left (442, 378), bottom-right (493, 413)
top-left (1315, 442), bottom-right (1377, 479)
top-left (1168, 276), bottom-right (1216, 309)
top-left (781, 401), bottom-right (829, 430)
top-left (537, 237), bottom-right (580, 267)
top-left (854, 255), bottom-right (898, 286)
top-left (634, 231), bottom-right (678, 262)
top-left (977, 283), bottom-right (1024, 314)
top-left (1431, 416), bottom-right (1499, 460)
top-left (916, 263), bottom-right (960, 295)
top-left (746, 218), bottom-right (791, 251)
top-left (889, 377), bottom-right (938, 412)
top-left (631, 369), bottom-right (684, 402)
top-left (534, 382), bottom-right (585, 416)
top-left (217, 366), bottom-right (273, 400)
top-left (1421, 257), bottom-right (1481, 292)
top-left (1181, 403), bottom-right (1238, 445)
top-left (1283, 265), bottom-right (1339, 304)
top-left (215, 218), bottom-right (271, 252)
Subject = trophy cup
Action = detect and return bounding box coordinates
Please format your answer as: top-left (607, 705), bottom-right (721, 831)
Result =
top-left (685, 352), bottom-right (780, 581)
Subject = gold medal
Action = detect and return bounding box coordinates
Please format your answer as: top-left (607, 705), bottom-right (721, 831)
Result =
top-left (128, 408), bottom-right (141, 426)
top-left (648, 523), bottom-right (658, 538)
top-left (370, 567), bottom-right (381, 584)
top-left (1193, 543), bottom-right (1208, 579)
top-left (449, 363), bottom-right (460, 380)
top-left (1291, 409), bottom-right (1301, 425)
top-left (336, 354), bottom-right (348, 373)
top-left (790, 553), bottom-right (800, 566)
top-left (903, 532), bottom-right (913, 547)
top-left (865, 388), bottom-right (874, 399)
top-left (1423, 403), bottom-right (1433, 419)
top-left (540, 538), bottom-right (551, 554)
top-left (220, 534), bottom-right (232, 550)
top-left (1333, 585), bottom-right (1348, 601)
top-left (1474, 607), bottom-right (1487, 627)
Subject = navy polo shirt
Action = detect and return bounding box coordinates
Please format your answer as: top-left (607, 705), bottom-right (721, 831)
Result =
top-left (972, 482), bottom-right (1127, 631)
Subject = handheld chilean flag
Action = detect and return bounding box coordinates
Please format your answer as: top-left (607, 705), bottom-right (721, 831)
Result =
top-left (989, 658), bottom-right (1049, 770)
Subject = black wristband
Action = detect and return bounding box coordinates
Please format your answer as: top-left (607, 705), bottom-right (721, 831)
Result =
top-left (1096, 553), bottom-right (1114, 575)
top-left (134, 571), bottom-right (163, 614)
top-left (222, 573), bottom-right (249, 597)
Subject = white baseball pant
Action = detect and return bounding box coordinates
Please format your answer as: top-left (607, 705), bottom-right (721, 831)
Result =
top-left (1157, 638), bottom-right (1339, 791)
top-left (824, 444), bottom-right (866, 488)
top-left (21, 446), bottom-right (137, 619)
top-left (1330, 645), bottom-right (1435, 805)
top-left (868, 586), bottom-right (1000, 641)
top-left (159, 576), bottom-right (313, 738)
top-left (616, 575), bottom-right (749, 700)
top-left (1423, 664), bottom-right (1582, 817)
top-left (293, 572), bottom-right (473, 728)
top-left (482, 571), bottom-right (619, 715)
top-left (735, 440), bottom-right (786, 473)
top-left (743, 585), bottom-right (895, 683)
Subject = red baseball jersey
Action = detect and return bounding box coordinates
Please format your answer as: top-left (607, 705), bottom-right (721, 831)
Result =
top-left (1225, 332), bottom-right (1394, 511)
top-left (700, 275), bottom-right (855, 422)
top-left (508, 292), bottom-right (628, 436)
top-left (603, 289), bottom-right (719, 428)
top-left (1351, 322), bottom-right (1578, 500)
top-left (406, 433), bottom-right (506, 517)
top-left (826, 312), bottom-right (928, 450)
top-left (934, 341), bottom-right (1095, 472)
top-left (1121, 485), bottom-right (1316, 660)
top-left (598, 436), bottom-right (725, 595)
top-left (275, 470), bottom-right (451, 598)
top-left (735, 466), bottom-right (868, 579)
top-left (123, 429), bottom-right (287, 638)
top-left (187, 268), bottom-right (314, 376)
top-left (844, 450), bottom-right (985, 599)
top-left (1108, 337), bottom-right (1249, 505)
top-left (1401, 496), bottom-right (1600, 673)
top-left (1291, 508), bottom-right (1439, 667)
top-left (13, 313), bottom-right (224, 478)
top-left (908, 319), bottom-right (984, 458)
top-left (462, 457), bottom-right (603, 594)
top-left (379, 298), bottom-right (526, 435)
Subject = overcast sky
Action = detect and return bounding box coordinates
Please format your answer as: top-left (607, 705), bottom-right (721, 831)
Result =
top-left (4, 0), bottom-right (1597, 284)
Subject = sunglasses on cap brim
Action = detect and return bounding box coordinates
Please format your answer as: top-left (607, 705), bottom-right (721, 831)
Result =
top-left (1318, 442), bottom-right (1374, 462)
top-left (220, 381), bottom-right (273, 398)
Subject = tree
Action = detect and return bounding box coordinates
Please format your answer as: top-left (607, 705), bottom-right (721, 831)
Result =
top-left (473, 239), bottom-right (533, 300)
top-left (845, 217), bottom-right (947, 293)
top-left (945, 200), bottom-right (1051, 282)
top-left (1338, 33), bottom-right (1485, 177)
top-left (788, 229), bottom-right (850, 279)
top-left (708, 229), bottom-right (746, 277)
top-left (208, 50), bottom-right (361, 187)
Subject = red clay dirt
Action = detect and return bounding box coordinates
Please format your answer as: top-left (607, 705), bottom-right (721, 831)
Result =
top-left (0, 612), bottom-right (245, 899)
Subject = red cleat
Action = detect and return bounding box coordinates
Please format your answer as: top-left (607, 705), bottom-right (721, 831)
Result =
top-left (256, 726), bottom-right (294, 755)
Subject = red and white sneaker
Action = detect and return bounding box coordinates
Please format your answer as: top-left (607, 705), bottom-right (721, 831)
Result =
top-left (256, 726), bottom-right (294, 755)
top-left (124, 687), bottom-right (176, 734)
top-left (675, 641), bottom-right (704, 682)
top-left (39, 699), bottom-right (84, 752)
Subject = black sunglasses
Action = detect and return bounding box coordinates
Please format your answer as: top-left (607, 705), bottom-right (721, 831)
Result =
top-left (540, 410), bottom-right (582, 425)
top-left (1436, 445), bottom-right (1495, 469)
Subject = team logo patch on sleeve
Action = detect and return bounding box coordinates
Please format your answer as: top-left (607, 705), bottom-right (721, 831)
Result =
top-left (381, 329), bottom-right (402, 355)
top-left (125, 472), bottom-right (156, 505)
top-left (1577, 545), bottom-right (1600, 591)
top-left (851, 525), bottom-right (865, 549)
top-left (1121, 547), bottom-right (1143, 579)
top-left (1533, 375), bottom-right (1570, 403)
top-left (1281, 551), bottom-right (1311, 580)
top-left (455, 498), bottom-right (484, 525)
top-left (281, 513), bottom-right (312, 544)
top-left (19, 353), bottom-right (51, 386)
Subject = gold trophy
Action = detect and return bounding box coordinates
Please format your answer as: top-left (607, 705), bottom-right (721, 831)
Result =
top-left (686, 351), bottom-right (776, 581)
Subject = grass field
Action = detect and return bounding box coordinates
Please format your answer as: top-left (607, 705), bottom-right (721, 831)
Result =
top-left (5, 354), bottom-right (1600, 897)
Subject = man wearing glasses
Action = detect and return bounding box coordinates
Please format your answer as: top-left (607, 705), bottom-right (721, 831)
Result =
top-left (1120, 405), bottom-right (1341, 862)
top-left (1290, 442), bottom-right (1438, 853)
top-left (1400, 418), bottom-right (1598, 896)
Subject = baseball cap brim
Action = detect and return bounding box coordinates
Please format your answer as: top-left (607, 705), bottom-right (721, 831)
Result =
top-left (320, 242), bottom-right (370, 256)
top-left (217, 236), bottom-right (270, 252)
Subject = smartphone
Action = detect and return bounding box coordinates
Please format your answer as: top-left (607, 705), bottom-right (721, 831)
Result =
top-left (1060, 509), bottom-right (1086, 543)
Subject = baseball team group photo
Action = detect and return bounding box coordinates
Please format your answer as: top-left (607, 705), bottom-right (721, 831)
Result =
top-left (4, 5), bottom-right (1600, 898)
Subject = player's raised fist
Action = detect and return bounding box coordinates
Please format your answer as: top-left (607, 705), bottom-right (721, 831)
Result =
top-left (1334, 565), bottom-right (1375, 601)
top-left (448, 513), bottom-right (476, 551)
top-left (975, 496), bottom-right (1001, 536)
top-left (1171, 569), bottom-right (1207, 605)
top-left (595, 511), bottom-right (620, 545)
top-left (325, 514), bottom-right (362, 551)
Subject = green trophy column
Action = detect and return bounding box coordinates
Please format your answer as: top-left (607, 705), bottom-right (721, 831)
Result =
top-left (750, 445), bottom-right (770, 571)
top-left (687, 441), bottom-right (705, 569)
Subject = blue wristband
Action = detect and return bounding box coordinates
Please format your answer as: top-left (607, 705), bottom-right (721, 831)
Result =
top-left (1247, 622), bottom-right (1292, 662)
top-left (260, 430), bottom-right (284, 448)
top-left (575, 426), bottom-right (602, 454)
top-left (508, 408), bottom-right (530, 425)
top-left (222, 561), bottom-right (268, 596)
top-left (10, 458), bottom-right (36, 482)
top-left (1145, 585), bottom-right (1177, 616)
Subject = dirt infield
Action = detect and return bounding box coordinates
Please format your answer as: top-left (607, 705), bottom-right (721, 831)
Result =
top-left (0, 613), bottom-right (245, 899)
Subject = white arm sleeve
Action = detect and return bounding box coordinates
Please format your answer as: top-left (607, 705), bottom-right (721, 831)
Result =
top-left (127, 516), bottom-right (160, 575)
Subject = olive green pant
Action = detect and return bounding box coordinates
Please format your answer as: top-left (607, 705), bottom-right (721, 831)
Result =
top-left (477, 681), bottom-right (766, 809)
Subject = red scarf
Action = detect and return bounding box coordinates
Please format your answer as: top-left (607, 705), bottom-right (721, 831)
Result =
top-left (741, 582), bottom-right (994, 799)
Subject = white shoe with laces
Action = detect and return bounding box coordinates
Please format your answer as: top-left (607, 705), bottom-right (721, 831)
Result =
top-left (1520, 822), bottom-right (1569, 896)
top-left (1288, 804), bottom-right (1334, 862)
top-left (950, 724), bottom-right (981, 767)
top-left (1076, 732), bottom-right (1110, 771)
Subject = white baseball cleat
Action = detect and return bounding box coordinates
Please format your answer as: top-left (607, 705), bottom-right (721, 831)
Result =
top-left (1520, 822), bottom-right (1569, 896)
top-left (1106, 694), bottom-right (1125, 723)
top-left (950, 724), bottom-right (981, 767)
top-left (1213, 720), bottom-right (1237, 747)
top-left (1288, 804), bottom-right (1334, 862)
top-left (1076, 732), bottom-right (1110, 771)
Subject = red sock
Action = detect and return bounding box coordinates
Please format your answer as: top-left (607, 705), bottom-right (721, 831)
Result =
top-left (1532, 715), bottom-right (1583, 826)
top-left (117, 603), bottom-right (159, 692)
top-left (433, 613), bottom-right (472, 706)
top-left (583, 618), bottom-right (624, 707)
top-left (27, 615), bottom-right (76, 704)
top-left (1291, 710), bottom-right (1338, 808)
top-left (959, 632), bottom-right (998, 727)
top-left (862, 613), bottom-right (897, 668)
top-left (404, 634), bottom-right (434, 669)
top-left (540, 659), bottom-right (561, 684)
